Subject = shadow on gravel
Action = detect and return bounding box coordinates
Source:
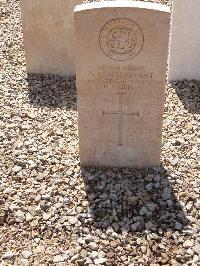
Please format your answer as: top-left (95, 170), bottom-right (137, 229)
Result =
top-left (81, 165), bottom-right (189, 233)
top-left (171, 80), bottom-right (200, 114)
top-left (27, 73), bottom-right (77, 110)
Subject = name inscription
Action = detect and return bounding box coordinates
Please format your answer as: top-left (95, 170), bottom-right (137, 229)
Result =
top-left (88, 64), bottom-right (160, 91)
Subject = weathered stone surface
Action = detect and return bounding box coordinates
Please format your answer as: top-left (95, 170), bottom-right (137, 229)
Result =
top-left (20, 0), bottom-right (81, 77)
top-left (75, 1), bottom-right (170, 167)
top-left (168, 0), bottom-right (200, 81)
top-left (1, 0), bottom-right (199, 265)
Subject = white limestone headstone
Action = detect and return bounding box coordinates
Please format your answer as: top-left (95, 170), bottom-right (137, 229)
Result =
top-left (20, 0), bottom-right (81, 78)
top-left (168, 0), bottom-right (200, 81)
top-left (75, 1), bottom-right (170, 168)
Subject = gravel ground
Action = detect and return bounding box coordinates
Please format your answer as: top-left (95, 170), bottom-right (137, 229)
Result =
top-left (0, 0), bottom-right (199, 265)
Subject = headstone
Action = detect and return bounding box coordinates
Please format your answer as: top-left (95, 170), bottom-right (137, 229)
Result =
top-left (168, 0), bottom-right (200, 81)
top-left (20, 0), bottom-right (81, 78)
top-left (75, 1), bottom-right (170, 168)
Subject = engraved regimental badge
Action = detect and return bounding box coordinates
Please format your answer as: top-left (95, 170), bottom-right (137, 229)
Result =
top-left (99, 18), bottom-right (144, 61)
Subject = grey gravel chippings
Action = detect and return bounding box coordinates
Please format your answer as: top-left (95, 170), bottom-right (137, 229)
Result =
top-left (0, 0), bottom-right (199, 265)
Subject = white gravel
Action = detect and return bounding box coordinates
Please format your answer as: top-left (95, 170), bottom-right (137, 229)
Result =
top-left (0, 0), bottom-right (199, 265)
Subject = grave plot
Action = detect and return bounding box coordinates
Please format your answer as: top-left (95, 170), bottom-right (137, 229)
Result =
top-left (0, 0), bottom-right (199, 265)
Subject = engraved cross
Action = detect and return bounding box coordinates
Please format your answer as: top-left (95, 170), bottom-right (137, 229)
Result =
top-left (102, 93), bottom-right (139, 146)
